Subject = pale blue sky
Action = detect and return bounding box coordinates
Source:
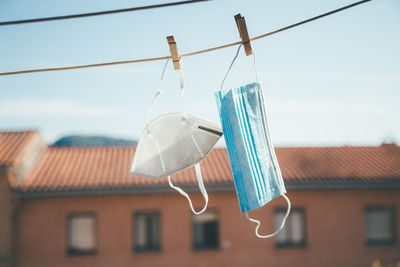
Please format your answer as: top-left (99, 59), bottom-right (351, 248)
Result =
top-left (0, 0), bottom-right (399, 146)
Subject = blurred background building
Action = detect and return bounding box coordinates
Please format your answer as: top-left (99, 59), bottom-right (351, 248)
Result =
top-left (0, 130), bottom-right (399, 267)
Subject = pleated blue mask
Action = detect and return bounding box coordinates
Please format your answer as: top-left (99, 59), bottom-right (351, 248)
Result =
top-left (215, 45), bottom-right (291, 238)
top-left (216, 82), bottom-right (287, 212)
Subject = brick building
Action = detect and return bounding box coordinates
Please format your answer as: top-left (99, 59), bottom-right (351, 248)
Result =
top-left (0, 130), bottom-right (399, 267)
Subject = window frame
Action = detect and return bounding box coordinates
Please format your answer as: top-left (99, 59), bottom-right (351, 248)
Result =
top-left (192, 209), bottom-right (220, 251)
top-left (133, 211), bottom-right (162, 253)
top-left (66, 212), bottom-right (98, 256)
top-left (365, 205), bottom-right (397, 247)
top-left (275, 207), bottom-right (307, 248)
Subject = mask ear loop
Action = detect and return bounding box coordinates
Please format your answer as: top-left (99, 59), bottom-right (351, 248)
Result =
top-left (145, 57), bottom-right (171, 133)
top-left (253, 44), bottom-right (290, 210)
top-left (249, 51), bottom-right (292, 238)
top-left (179, 56), bottom-right (185, 118)
top-left (168, 58), bottom-right (207, 214)
top-left (252, 48), bottom-right (261, 85)
top-left (219, 44), bottom-right (243, 92)
top-left (246, 194), bottom-right (291, 238)
top-left (168, 163), bottom-right (208, 215)
top-left (253, 50), bottom-right (286, 192)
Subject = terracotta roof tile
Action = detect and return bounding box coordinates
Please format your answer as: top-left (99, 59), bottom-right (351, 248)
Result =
top-left (0, 130), bottom-right (39, 166)
top-left (19, 144), bottom-right (400, 192)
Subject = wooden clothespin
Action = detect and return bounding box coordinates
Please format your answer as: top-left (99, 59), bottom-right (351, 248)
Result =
top-left (166, 36), bottom-right (181, 70)
top-left (234, 14), bottom-right (253, 56)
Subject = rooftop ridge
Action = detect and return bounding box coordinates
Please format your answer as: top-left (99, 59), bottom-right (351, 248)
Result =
top-left (0, 129), bottom-right (39, 134)
top-left (17, 145), bottom-right (400, 192)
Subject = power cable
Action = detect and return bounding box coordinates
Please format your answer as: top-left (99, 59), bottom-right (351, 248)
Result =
top-left (0, 0), bottom-right (211, 26)
top-left (0, 0), bottom-right (372, 76)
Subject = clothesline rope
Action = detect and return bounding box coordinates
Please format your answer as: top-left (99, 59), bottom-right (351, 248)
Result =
top-left (0, 0), bottom-right (211, 26)
top-left (0, 0), bottom-right (372, 77)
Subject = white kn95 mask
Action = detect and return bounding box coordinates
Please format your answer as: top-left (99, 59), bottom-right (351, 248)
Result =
top-left (130, 58), bottom-right (222, 214)
top-left (131, 112), bottom-right (222, 179)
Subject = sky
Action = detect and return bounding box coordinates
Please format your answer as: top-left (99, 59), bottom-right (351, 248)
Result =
top-left (0, 0), bottom-right (399, 146)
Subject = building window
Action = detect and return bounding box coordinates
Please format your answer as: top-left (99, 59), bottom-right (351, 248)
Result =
top-left (275, 208), bottom-right (306, 248)
top-left (193, 210), bottom-right (219, 250)
top-left (67, 213), bottom-right (97, 255)
top-left (134, 212), bottom-right (161, 252)
top-left (365, 206), bottom-right (396, 246)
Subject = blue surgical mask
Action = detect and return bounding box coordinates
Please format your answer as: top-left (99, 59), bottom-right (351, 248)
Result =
top-left (215, 45), bottom-right (291, 238)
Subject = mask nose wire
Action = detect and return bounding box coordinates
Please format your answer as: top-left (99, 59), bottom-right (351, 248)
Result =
top-left (246, 194), bottom-right (291, 239)
top-left (145, 57), bottom-right (170, 134)
top-left (168, 163), bottom-right (209, 215)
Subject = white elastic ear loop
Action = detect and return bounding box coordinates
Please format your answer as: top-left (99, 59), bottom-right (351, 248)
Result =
top-left (179, 56), bottom-right (185, 116)
top-left (246, 194), bottom-right (291, 239)
top-left (219, 44), bottom-right (242, 92)
top-left (252, 50), bottom-right (285, 191)
top-left (146, 57), bottom-right (170, 133)
top-left (220, 44), bottom-right (260, 92)
top-left (168, 163), bottom-right (208, 215)
top-left (250, 47), bottom-right (289, 237)
top-left (252, 49), bottom-right (261, 85)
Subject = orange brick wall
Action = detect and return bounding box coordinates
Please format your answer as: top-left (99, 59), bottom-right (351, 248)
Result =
top-left (17, 189), bottom-right (400, 267)
top-left (0, 170), bottom-right (13, 267)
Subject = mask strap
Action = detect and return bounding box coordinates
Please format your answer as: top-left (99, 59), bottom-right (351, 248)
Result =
top-left (179, 56), bottom-right (185, 117)
top-left (252, 50), bottom-right (285, 190)
top-left (251, 47), bottom-right (287, 237)
top-left (219, 44), bottom-right (242, 92)
top-left (219, 44), bottom-right (262, 92)
top-left (253, 49), bottom-right (261, 85)
top-left (245, 194), bottom-right (291, 239)
top-left (168, 163), bottom-right (208, 215)
top-left (146, 57), bottom-right (170, 133)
